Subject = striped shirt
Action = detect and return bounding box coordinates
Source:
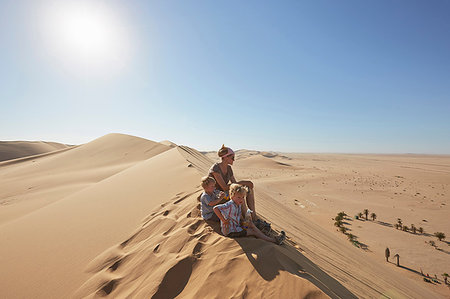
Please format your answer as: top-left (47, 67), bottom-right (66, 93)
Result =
top-left (215, 200), bottom-right (242, 235)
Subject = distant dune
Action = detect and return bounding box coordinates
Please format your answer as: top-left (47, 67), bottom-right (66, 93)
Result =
top-left (0, 140), bottom-right (71, 162)
top-left (0, 134), bottom-right (448, 298)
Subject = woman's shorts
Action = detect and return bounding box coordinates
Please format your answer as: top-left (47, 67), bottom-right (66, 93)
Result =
top-left (227, 230), bottom-right (247, 238)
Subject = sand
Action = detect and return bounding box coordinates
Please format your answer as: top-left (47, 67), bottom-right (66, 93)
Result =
top-left (0, 133), bottom-right (449, 298)
top-left (0, 140), bottom-right (70, 162)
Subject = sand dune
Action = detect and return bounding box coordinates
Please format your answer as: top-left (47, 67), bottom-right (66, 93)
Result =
top-left (0, 135), bottom-right (448, 298)
top-left (0, 144), bottom-right (200, 298)
top-left (0, 140), bottom-right (70, 162)
top-left (0, 133), bottom-right (170, 225)
top-left (74, 191), bottom-right (335, 298)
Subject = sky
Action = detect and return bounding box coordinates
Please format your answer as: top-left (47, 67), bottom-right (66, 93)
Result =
top-left (1, 0), bottom-right (449, 154)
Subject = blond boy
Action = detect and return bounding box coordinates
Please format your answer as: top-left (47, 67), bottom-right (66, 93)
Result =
top-left (200, 176), bottom-right (225, 221)
top-left (213, 184), bottom-right (285, 245)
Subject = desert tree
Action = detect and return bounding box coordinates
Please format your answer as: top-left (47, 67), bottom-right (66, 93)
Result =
top-left (434, 232), bottom-right (446, 241)
top-left (393, 254), bottom-right (400, 267)
top-left (335, 215), bottom-right (344, 221)
top-left (418, 227), bottom-right (424, 234)
top-left (363, 209), bottom-right (369, 220)
top-left (370, 212), bottom-right (377, 221)
top-left (337, 211), bottom-right (347, 219)
top-left (443, 273), bottom-right (449, 284)
top-left (358, 212), bottom-right (363, 219)
top-left (385, 247), bottom-right (390, 262)
top-left (411, 224), bottom-right (416, 234)
top-left (347, 234), bottom-right (356, 242)
top-left (402, 225), bottom-right (409, 232)
top-left (397, 218), bottom-right (402, 226)
top-left (339, 226), bottom-right (347, 234)
top-left (334, 220), bottom-right (343, 227)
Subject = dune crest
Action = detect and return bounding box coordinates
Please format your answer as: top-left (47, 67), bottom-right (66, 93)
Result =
top-left (0, 140), bottom-right (71, 162)
top-left (0, 133), bottom-right (171, 225)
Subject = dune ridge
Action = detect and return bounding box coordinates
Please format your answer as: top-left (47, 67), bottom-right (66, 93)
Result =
top-left (0, 133), bottom-right (171, 225)
top-left (0, 140), bottom-right (70, 162)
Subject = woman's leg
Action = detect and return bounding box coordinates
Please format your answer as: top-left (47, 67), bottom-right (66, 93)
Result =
top-left (238, 180), bottom-right (257, 221)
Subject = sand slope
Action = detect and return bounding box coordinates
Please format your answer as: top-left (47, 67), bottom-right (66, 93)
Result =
top-left (74, 191), bottom-right (338, 298)
top-left (0, 140), bottom-right (70, 162)
top-left (234, 151), bottom-right (450, 298)
top-left (0, 133), bottom-right (170, 225)
top-left (0, 145), bottom-right (200, 298)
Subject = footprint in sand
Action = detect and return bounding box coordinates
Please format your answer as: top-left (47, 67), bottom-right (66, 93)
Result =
top-left (174, 194), bottom-right (189, 204)
top-left (192, 241), bottom-right (203, 257)
top-left (187, 220), bottom-right (203, 235)
top-left (97, 279), bottom-right (121, 296)
top-left (151, 257), bottom-right (195, 299)
top-left (108, 258), bottom-right (124, 272)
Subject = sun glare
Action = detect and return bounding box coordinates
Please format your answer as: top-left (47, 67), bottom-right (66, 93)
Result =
top-left (37, 0), bottom-right (133, 78)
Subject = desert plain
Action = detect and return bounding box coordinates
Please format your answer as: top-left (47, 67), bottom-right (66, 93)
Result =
top-left (0, 133), bottom-right (449, 298)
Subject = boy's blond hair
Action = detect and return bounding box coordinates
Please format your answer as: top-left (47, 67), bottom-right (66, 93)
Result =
top-left (201, 176), bottom-right (216, 189)
top-left (229, 183), bottom-right (248, 197)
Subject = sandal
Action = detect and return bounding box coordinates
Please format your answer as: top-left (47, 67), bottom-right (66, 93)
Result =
top-left (254, 219), bottom-right (271, 231)
top-left (275, 231), bottom-right (286, 245)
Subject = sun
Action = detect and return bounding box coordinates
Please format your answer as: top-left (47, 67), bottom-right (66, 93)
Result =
top-left (37, 0), bottom-right (133, 78)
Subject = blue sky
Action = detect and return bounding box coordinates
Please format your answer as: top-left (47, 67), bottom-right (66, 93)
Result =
top-left (1, 0), bottom-right (449, 153)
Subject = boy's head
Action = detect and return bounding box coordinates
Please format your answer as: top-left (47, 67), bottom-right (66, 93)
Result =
top-left (201, 176), bottom-right (216, 193)
top-left (229, 183), bottom-right (248, 205)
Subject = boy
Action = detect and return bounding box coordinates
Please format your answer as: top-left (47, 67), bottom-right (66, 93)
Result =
top-left (213, 184), bottom-right (285, 245)
top-left (200, 176), bottom-right (225, 221)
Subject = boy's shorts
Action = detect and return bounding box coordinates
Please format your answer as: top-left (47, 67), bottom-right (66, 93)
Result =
top-left (205, 213), bottom-right (220, 222)
top-left (227, 230), bottom-right (247, 238)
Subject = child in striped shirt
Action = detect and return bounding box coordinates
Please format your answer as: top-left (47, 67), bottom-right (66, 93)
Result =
top-left (214, 184), bottom-right (285, 245)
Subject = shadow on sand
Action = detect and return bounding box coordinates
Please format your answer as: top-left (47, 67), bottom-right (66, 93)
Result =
top-left (235, 237), bottom-right (357, 299)
top-left (205, 220), bottom-right (356, 298)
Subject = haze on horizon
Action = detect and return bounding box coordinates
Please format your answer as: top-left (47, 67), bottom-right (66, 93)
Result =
top-left (1, 0), bottom-right (449, 154)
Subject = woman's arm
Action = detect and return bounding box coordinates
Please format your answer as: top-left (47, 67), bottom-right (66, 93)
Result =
top-left (211, 172), bottom-right (229, 191)
top-left (230, 166), bottom-right (237, 184)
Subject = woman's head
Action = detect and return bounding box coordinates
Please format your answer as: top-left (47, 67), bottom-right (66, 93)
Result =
top-left (229, 183), bottom-right (248, 205)
top-left (218, 144), bottom-right (235, 165)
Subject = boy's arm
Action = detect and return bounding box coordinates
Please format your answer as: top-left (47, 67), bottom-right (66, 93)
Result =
top-left (208, 191), bottom-right (225, 206)
top-left (214, 206), bottom-right (230, 234)
top-left (211, 172), bottom-right (229, 192)
top-left (213, 206), bottom-right (230, 225)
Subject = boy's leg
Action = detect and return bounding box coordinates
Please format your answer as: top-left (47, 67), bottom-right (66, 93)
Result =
top-left (247, 223), bottom-right (276, 243)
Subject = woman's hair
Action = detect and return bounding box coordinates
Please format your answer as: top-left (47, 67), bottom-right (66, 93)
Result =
top-left (229, 183), bottom-right (248, 197)
top-left (201, 176), bottom-right (216, 188)
top-left (218, 144), bottom-right (234, 158)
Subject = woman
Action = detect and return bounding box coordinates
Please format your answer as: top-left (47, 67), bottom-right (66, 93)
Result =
top-left (208, 145), bottom-right (257, 221)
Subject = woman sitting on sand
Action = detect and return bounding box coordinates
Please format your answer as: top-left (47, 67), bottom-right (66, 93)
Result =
top-left (208, 145), bottom-right (259, 222)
